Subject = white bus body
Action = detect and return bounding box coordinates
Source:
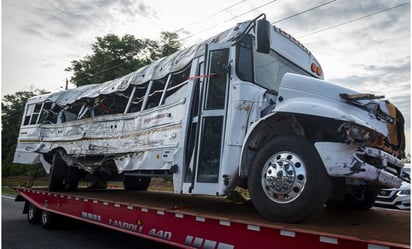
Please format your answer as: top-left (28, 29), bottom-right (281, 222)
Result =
top-left (14, 15), bottom-right (406, 222)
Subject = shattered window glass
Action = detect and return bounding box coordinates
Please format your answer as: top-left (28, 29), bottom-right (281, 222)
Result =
top-left (128, 82), bottom-right (148, 113)
top-left (164, 64), bottom-right (191, 105)
top-left (145, 77), bottom-right (167, 109)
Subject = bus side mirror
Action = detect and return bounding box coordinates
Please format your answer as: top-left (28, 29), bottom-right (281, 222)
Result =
top-left (256, 19), bottom-right (271, 54)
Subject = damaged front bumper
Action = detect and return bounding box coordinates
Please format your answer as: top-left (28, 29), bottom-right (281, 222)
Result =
top-left (315, 142), bottom-right (403, 188)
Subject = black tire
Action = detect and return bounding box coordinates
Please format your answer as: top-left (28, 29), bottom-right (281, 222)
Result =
top-left (40, 210), bottom-right (56, 230)
top-left (327, 190), bottom-right (378, 210)
top-left (123, 176), bottom-right (151, 191)
top-left (27, 203), bottom-right (41, 224)
top-left (66, 166), bottom-right (81, 191)
top-left (49, 153), bottom-right (67, 191)
top-left (248, 135), bottom-right (331, 223)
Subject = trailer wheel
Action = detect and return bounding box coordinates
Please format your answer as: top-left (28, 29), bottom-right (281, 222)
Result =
top-left (27, 203), bottom-right (41, 224)
top-left (248, 135), bottom-right (331, 223)
top-left (40, 210), bottom-right (56, 230)
top-left (123, 176), bottom-right (151, 191)
top-left (49, 153), bottom-right (67, 191)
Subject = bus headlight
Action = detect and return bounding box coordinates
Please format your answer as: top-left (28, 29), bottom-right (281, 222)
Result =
top-left (338, 122), bottom-right (376, 145)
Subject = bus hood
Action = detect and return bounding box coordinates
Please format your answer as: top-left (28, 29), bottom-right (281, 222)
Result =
top-left (275, 73), bottom-right (404, 142)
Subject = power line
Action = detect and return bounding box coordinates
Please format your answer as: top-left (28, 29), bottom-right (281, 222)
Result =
top-left (174, 0), bottom-right (247, 33)
top-left (27, 1), bottom-right (338, 92)
top-left (298, 2), bottom-right (410, 39)
top-left (179, 0), bottom-right (278, 42)
top-left (272, 0), bottom-right (337, 24)
top-left (36, 1), bottom-right (410, 94)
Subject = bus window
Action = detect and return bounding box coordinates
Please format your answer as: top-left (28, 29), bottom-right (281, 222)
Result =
top-left (236, 35), bottom-right (310, 92)
top-left (163, 64), bottom-right (191, 105)
top-left (145, 76), bottom-right (167, 109)
top-left (128, 82), bottom-right (148, 113)
top-left (236, 35), bottom-right (253, 82)
top-left (38, 101), bottom-right (56, 124)
top-left (205, 49), bottom-right (229, 110)
top-left (96, 86), bottom-right (136, 115)
top-left (23, 103), bottom-right (43, 126)
top-left (23, 104), bottom-right (33, 126)
top-left (197, 116), bottom-right (223, 183)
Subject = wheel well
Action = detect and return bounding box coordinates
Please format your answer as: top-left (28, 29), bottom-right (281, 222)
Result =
top-left (240, 112), bottom-right (343, 179)
top-left (43, 148), bottom-right (67, 164)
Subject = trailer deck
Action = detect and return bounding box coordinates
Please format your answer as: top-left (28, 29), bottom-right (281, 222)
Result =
top-left (15, 187), bottom-right (410, 249)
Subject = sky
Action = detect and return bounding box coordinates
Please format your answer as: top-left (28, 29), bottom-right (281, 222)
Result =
top-left (1, 0), bottom-right (410, 152)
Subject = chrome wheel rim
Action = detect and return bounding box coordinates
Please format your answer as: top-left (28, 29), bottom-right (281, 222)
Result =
top-left (261, 151), bottom-right (307, 204)
top-left (41, 211), bottom-right (48, 225)
top-left (28, 206), bottom-right (35, 220)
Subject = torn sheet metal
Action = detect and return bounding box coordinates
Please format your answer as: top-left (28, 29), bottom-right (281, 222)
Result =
top-left (315, 142), bottom-right (403, 188)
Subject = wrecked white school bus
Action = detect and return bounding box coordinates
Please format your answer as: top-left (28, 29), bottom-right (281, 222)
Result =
top-left (14, 14), bottom-right (406, 222)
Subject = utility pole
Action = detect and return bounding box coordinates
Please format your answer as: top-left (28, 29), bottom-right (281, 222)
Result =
top-left (65, 79), bottom-right (69, 90)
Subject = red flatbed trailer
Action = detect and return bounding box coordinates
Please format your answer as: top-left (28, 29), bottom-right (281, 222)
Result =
top-left (14, 187), bottom-right (410, 249)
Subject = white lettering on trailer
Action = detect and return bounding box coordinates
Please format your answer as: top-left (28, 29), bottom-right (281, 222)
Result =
top-left (108, 218), bottom-right (140, 232)
top-left (148, 228), bottom-right (172, 241)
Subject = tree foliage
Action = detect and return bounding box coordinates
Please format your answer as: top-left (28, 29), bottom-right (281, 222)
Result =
top-left (2, 90), bottom-right (48, 177)
top-left (66, 32), bottom-right (181, 87)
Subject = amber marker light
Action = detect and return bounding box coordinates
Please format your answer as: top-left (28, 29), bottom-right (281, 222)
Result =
top-left (311, 62), bottom-right (323, 76)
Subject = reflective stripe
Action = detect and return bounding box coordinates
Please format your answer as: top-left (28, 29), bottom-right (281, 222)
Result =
top-left (280, 230), bottom-right (296, 237)
top-left (320, 236), bottom-right (338, 245)
top-left (247, 225), bottom-right (260, 231)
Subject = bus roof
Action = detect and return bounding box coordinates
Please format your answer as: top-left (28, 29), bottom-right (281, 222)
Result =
top-left (31, 15), bottom-right (318, 107)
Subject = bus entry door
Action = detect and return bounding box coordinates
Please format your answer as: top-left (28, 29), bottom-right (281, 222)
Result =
top-left (185, 43), bottom-right (230, 195)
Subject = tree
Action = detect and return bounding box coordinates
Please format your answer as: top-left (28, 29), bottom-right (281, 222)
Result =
top-left (159, 32), bottom-right (181, 57)
top-left (66, 32), bottom-right (181, 87)
top-left (2, 90), bottom-right (47, 177)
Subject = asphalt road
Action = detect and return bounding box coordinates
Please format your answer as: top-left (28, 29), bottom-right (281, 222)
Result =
top-left (2, 195), bottom-right (178, 249)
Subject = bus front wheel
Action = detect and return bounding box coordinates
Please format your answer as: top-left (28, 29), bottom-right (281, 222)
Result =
top-left (248, 135), bottom-right (331, 223)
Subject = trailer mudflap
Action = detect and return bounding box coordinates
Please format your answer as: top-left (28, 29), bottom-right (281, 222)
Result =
top-left (14, 187), bottom-right (410, 249)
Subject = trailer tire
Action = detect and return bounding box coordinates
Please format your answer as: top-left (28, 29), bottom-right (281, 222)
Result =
top-left (49, 153), bottom-right (67, 191)
top-left (248, 135), bottom-right (331, 223)
top-left (40, 210), bottom-right (56, 230)
top-left (123, 176), bottom-right (151, 191)
top-left (27, 203), bottom-right (41, 224)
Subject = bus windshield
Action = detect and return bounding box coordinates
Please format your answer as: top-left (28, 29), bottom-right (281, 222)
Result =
top-left (236, 35), bottom-right (310, 92)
